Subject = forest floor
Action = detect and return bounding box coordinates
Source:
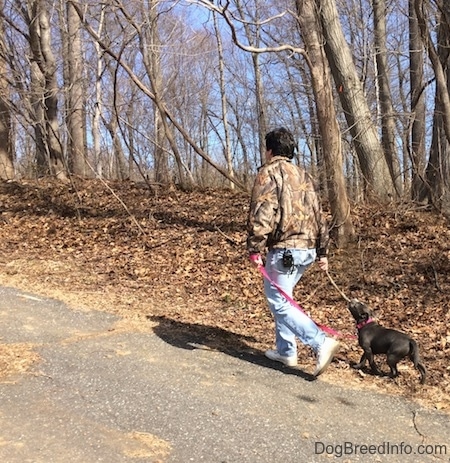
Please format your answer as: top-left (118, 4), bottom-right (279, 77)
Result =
top-left (0, 179), bottom-right (449, 412)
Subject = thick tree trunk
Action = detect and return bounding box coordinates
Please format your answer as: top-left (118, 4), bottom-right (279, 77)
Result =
top-left (27, 0), bottom-right (68, 181)
top-left (66, 2), bottom-right (88, 177)
top-left (296, 0), bottom-right (354, 246)
top-left (318, 0), bottom-right (396, 200)
top-left (409, 0), bottom-right (427, 201)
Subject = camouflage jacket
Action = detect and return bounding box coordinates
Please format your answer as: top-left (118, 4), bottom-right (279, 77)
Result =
top-left (246, 156), bottom-right (329, 256)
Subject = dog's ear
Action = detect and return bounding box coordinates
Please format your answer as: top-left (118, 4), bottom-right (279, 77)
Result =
top-left (361, 305), bottom-right (375, 319)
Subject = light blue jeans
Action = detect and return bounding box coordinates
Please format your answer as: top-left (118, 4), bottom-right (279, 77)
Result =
top-left (263, 248), bottom-right (326, 357)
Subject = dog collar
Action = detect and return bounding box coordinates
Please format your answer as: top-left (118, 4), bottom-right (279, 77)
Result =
top-left (356, 318), bottom-right (374, 330)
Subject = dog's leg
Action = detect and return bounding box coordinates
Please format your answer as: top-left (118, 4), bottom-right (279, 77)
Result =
top-left (366, 350), bottom-right (384, 376)
top-left (386, 354), bottom-right (400, 379)
top-left (352, 353), bottom-right (367, 370)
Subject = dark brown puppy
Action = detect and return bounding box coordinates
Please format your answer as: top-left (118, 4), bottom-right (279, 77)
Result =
top-left (348, 299), bottom-right (426, 384)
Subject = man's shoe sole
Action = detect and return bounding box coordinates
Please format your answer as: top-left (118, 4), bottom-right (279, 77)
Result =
top-left (265, 350), bottom-right (298, 367)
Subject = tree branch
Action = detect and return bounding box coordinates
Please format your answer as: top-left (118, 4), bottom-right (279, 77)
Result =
top-left (189, 0), bottom-right (307, 57)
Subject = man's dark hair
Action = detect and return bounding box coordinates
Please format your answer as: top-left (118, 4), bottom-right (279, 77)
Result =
top-left (265, 127), bottom-right (296, 159)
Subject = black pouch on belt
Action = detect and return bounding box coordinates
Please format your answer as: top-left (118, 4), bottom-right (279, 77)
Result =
top-left (282, 250), bottom-right (294, 269)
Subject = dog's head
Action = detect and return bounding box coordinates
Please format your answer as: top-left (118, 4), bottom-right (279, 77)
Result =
top-left (348, 299), bottom-right (374, 324)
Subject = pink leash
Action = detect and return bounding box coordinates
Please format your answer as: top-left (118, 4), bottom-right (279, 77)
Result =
top-left (258, 265), bottom-right (356, 340)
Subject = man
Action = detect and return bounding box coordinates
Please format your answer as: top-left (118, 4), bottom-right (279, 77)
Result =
top-left (247, 127), bottom-right (339, 376)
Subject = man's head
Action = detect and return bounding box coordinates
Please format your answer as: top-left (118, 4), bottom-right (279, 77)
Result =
top-left (265, 128), bottom-right (296, 159)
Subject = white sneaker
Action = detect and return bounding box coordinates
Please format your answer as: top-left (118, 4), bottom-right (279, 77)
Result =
top-left (265, 349), bottom-right (298, 367)
top-left (314, 338), bottom-right (340, 376)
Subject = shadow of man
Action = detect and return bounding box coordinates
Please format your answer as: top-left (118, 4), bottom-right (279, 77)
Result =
top-left (147, 314), bottom-right (316, 382)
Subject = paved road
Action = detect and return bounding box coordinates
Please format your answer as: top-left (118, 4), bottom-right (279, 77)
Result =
top-left (0, 286), bottom-right (448, 463)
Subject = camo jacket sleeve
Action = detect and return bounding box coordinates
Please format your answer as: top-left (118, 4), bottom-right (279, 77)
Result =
top-left (246, 156), bottom-right (329, 256)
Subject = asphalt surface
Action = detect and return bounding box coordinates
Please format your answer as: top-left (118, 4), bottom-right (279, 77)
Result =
top-left (0, 285), bottom-right (449, 463)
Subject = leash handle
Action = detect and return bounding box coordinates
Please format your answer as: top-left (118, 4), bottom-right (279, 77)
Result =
top-left (257, 265), bottom-right (355, 340)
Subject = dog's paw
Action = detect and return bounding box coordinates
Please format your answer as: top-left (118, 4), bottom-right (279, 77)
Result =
top-left (351, 361), bottom-right (364, 370)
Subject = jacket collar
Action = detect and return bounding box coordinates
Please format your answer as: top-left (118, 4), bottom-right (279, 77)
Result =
top-left (268, 155), bottom-right (291, 164)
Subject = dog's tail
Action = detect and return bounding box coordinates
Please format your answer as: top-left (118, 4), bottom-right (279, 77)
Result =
top-left (409, 340), bottom-right (426, 384)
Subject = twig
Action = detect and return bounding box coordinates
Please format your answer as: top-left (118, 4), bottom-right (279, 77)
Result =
top-left (99, 179), bottom-right (146, 235)
top-left (326, 270), bottom-right (351, 302)
top-left (430, 263), bottom-right (442, 292)
top-left (412, 410), bottom-right (426, 441)
top-left (214, 225), bottom-right (242, 246)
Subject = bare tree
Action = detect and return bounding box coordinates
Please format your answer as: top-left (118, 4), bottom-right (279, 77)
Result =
top-left (318, 0), bottom-right (396, 200)
top-left (409, 0), bottom-right (427, 201)
top-left (416, 0), bottom-right (450, 210)
top-left (65, 1), bottom-right (88, 177)
top-left (212, 9), bottom-right (234, 188)
top-left (92, 5), bottom-right (105, 178)
top-left (373, 0), bottom-right (402, 196)
top-left (415, 0), bottom-right (450, 143)
top-left (1, 0), bottom-right (446, 205)
top-left (296, 0), bottom-right (353, 245)
top-left (0, 0), bottom-right (14, 180)
top-left (26, 0), bottom-right (68, 181)
top-left (234, 0), bottom-right (268, 165)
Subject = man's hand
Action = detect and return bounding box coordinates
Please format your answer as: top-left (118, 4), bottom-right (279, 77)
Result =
top-left (317, 256), bottom-right (328, 272)
top-left (249, 254), bottom-right (263, 268)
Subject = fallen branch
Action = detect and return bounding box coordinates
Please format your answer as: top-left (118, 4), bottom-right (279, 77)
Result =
top-left (326, 270), bottom-right (351, 302)
top-left (214, 225), bottom-right (242, 246)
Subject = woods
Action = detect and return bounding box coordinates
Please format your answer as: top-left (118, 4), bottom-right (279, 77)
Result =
top-left (0, 1), bottom-right (450, 239)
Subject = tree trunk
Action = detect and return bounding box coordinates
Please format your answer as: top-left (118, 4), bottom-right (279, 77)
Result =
top-left (144, 1), bottom-right (193, 189)
top-left (92, 6), bottom-right (105, 178)
top-left (66, 1), bottom-right (88, 177)
top-left (409, 0), bottom-right (427, 201)
top-left (235, 0), bottom-right (267, 165)
top-left (0, 0), bottom-right (14, 180)
top-left (373, 0), bottom-right (403, 196)
top-left (422, 1), bottom-right (450, 211)
top-left (318, 0), bottom-right (396, 200)
top-left (415, 0), bottom-right (450, 144)
top-left (27, 0), bottom-right (68, 181)
top-left (213, 10), bottom-right (235, 189)
top-left (105, 117), bottom-right (127, 180)
top-left (296, 0), bottom-right (354, 246)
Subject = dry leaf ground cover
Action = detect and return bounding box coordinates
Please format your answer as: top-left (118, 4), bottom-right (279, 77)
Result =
top-left (0, 179), bottom-right (449, 411)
